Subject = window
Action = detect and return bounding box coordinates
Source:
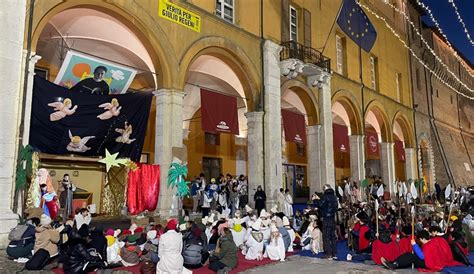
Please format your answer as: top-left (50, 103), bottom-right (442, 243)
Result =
top-left (450, 94), bottom-right (453, 104)
top-left (290, 5), bottom-right (298, 41)
top-left (216, 0), bottom-right (234, 23)
top-left (335, 34), bottom-right (345, 74)
top-left (205, 132), bottom-right (220, 145)
top-left (370, 56), bottom-right (378, 90)
top-left (296, 143), bottom-right (305, 157)
top-left (415, 68), bottom-right (421, 90)
top-left (436, 89), bottom-right (439, 98)
top-left (395, 73), bottom-right (402, 102)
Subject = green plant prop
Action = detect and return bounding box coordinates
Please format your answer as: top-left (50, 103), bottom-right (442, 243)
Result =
top-left (167, 161), bottom-right (190, 199)
top-left (15, 144), bottom-right (33, 191)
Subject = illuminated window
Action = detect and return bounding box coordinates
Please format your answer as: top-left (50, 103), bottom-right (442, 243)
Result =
top-left (370, 56), bottom-right (378, 90)
top-left (336, 34), bottom-right (346, 74)
top-left (290, 6), bottom-right (298, 41)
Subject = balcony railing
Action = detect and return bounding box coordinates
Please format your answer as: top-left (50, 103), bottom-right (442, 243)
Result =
top-left (280, 41), bottom-right (331, 72)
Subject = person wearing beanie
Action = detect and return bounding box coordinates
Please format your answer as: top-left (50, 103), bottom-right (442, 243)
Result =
top-left (242, 219), bottom-right (264, 260)
top-left (264, 225), bottom-right (286, 261)
top-left (156, 219), bottom-right (191, 273)
top-left (121, 234), bottom-right (141, 266)
top-left (283, 216), bottom-right (296, 252)
top-left (33, 214), bottom-right (60, 258)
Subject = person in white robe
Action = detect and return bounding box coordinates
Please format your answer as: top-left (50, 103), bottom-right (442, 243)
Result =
top-left (283, 217), bottom-right (295, 252)
top-left (242, 219), bottom-right (264, 260)
top-left (283, 189), bottom-right (293, 217)
top-left (264, 225), bottom-right (286, 261)
top-left (230, 218), bottom-right (246, 248)
top-left (310, 222), bottom-right (323, 255)
top-left (277, 189), bottom-right (285, 212)
top-left (156, 219), bottom-right (191, 274)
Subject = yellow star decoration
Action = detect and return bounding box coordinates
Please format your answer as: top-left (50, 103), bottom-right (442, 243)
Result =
top-left (98, 149), bottom-right (128, 172)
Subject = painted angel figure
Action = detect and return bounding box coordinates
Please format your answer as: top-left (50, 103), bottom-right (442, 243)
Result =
top-left (97, 98), bottom-right (122, 120)
top-left (48, 98), bottom-right (78, 121)
top-left (67, 130), bottom-right (95, 152)
top-left (115, 121), bottom-right (136, 144)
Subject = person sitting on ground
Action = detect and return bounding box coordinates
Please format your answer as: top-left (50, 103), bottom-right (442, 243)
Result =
top-left (310, 220), bottom-right (323, 255)
top-left (264, 225), bottom-right (286, 261)
top-left (74, 208), bottom-right (91, 230)
top-left (230, 218), bottom-right (246, 248)
top-left (182, 221), bottom-right (208, 269)
top-left (242, 219), bottom-right (264, 260)
top-left (88, 228), bottom-right (107, 263)
top-left (398, 225), bottom-right (413, 255)
top-left (449, 231), bottom-right (471, 266)
top-left (33, 214), bottom-right (60, 258)
top-left (63, 223), bottom-right (105, 274)
top-left (351, 211), bottom-right (371, 253)
top-left (6, 217), bottom-right (38, 260)
top-left (120, 234), bottom-right (141, 266)
top-left (381, 230), bottom-right (463, 271)
top-left (371, 229), bottom-right (400, 265)
top-left (208, 225), bottom-right (237, 273)
top-left (140, 230), bottom-right (159, 273)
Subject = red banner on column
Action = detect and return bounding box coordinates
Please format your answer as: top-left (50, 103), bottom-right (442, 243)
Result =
top-left (395, 140), bottom-right (406, 162)
top-left (333, 123), bottom-right (349, 153)
top-left (200, 89), bottom-right (239, 135)
top-left (282, 109), bottom-right (306, 144)
top-left (366, 130), bottom-right (379, 157)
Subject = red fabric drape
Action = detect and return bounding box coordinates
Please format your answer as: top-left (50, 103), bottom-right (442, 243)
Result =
top-left (281, 109), bottom-right (306, 144)
top-left (395, 140), bottom-right (406, 162)
top-left (332, 123), bottom-right (349, 153)
top-left (200, 89), bottom-right (239, 135)
top-left (366, 130), bottom-right (379, 157)
top-left (127, 163), bottom-right (160, 215)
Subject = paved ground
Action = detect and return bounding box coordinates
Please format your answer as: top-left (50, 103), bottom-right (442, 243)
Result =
top-left (241, 255), bottom-right (419, 274)
top-left (2, 250), bottom-right (421, 274)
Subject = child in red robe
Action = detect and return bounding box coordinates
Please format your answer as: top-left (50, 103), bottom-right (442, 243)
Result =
top-left (351, 211), bottom-right (371, 253)
top-left (381, 230), bottom-right (463, 271)
top-left (398, 225), bottom-right (413, 255)
top-left (371, 229), bottom-right (401, 265)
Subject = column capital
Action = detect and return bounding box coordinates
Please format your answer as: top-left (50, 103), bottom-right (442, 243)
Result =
top-left (153, 88), bottom-right (185, 97)
top-left (307, 124), bottom-right (322, 135)
top-left (308, 66), bottom-right (332, 88)
top-left (244, 111), bottom-right (264, 120)
top-left (264, 40), bottom-right (282, 56)
top-left (349, 134), bottom-right (365, 142)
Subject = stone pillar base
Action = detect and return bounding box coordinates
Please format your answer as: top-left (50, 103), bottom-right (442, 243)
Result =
top-left (0, 211), bottom-right (19, 247)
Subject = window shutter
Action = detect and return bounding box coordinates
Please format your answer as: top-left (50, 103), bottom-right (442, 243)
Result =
top-left (281, 0), bottom-right (290, 42)
top-left (303, 8), bottom-right (311, 47)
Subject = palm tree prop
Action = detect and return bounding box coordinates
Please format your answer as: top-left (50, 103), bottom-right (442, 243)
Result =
top-left (167, 159), bottom-right (190, 218)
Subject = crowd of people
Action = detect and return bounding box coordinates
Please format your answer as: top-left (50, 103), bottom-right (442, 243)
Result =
top-left (5, 172), bottom-right (474, 273)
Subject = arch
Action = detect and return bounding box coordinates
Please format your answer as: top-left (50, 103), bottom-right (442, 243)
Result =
top-left (30, 1), bottom-right (175, 88)
top-left (392, 111), bottom-right (415, 148)
top-left (332, 89), bottom-right (364, 135)
top-left (178, 36), bottom-right (260, 111)
top-left (281, 79), bottom-right (319, 125)
top-left (365, 100), bottom-right (392, 142)
top-left (418, 133), bottom-right (436, 190)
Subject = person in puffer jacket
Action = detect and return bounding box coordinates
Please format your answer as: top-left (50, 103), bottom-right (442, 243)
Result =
top-left (63, 225), bottom-right (105, 274)
top-left (182, 222), bottom-right (208, 269)
top-left (6, 222), bottom-right (37, 259)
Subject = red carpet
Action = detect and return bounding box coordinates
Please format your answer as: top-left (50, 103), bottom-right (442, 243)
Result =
top-left (52, 252), bottom-right (293, 273)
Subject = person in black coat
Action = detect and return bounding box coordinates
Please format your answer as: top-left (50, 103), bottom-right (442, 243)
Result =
top-left (313, 184), bottom-right (338, 259)
top-left (254, 185), bottom-right (266, 216)
top-left (88, 228), bottom-right (107, 262)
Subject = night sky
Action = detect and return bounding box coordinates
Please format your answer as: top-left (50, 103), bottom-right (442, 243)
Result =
top-left (421, 0), bottom-right (474, 64)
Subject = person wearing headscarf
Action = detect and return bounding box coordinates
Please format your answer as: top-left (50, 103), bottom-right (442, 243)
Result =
top-left (264, 225), bottom-right (286, 261)
top-left (156, 219), bottom-right (191, 274)
top-left (242, 219), bottom-right (264, 260)
top-left (254, 185), bottom-right (266, 217)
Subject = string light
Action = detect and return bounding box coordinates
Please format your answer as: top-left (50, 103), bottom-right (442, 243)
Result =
top-left (381, 0), bottom-right (473, 93)
top-left (415, 0), bottom-right (473, 77)
top-left (447, 0), bottom-right (474, 46)
top-left (357, 1), bottom-right (474, 100)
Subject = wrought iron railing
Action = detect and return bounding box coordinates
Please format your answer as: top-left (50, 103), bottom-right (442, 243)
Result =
top-left (280, 41), bottom-right (331, 72)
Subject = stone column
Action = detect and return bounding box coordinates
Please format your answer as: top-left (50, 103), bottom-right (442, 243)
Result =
top-left (245, 111), bottom-right (264, 207)
top-left (263, 40), bottom-right (283, 208)
top-left (380, 142), bottom-right (396, 194)
top-left (0, 0), bottom-right (27, 247)
top-left (349, 135), bottom-right (366, 182)
top-left (154, 89), bottom-right (184, 217)
top-left (21, 53), bottom-right (41, 145)
top-left (309, 69), bottom-right (334, 189)
top-left (307, 125), bottom-right (322, 193)
top-left (404, 147), bottom-right (417, 181)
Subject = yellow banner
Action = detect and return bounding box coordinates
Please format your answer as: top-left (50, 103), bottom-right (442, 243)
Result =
top-left (159, 0), bottom-right (201, 33)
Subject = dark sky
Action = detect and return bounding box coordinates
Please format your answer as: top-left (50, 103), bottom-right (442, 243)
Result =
top-left (421, 0), bottom-right (474, 65)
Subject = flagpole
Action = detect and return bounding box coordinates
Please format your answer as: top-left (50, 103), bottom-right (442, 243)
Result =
top-left (321, 0), bottom-right (345, 54)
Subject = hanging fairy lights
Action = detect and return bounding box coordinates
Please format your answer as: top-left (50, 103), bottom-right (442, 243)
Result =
top-left (447, 0), bottom-right (474, 46)
top-left (380, 0), bottom-right (473, 93)
top-left (356, 1), bottom-right (474, 100)
top-left (415, 0), bottom-right (473, 77)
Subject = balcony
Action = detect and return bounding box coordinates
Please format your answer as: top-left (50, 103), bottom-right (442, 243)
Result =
top-left (280, 41), bottom-right (331, 73)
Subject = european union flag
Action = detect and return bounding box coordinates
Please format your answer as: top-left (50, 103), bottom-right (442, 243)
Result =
top-left (337, 0), bottom-right (377, 52)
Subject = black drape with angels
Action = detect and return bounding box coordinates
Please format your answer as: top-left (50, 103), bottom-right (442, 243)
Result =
top-left (29, 76), bottom-right (152, 161)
